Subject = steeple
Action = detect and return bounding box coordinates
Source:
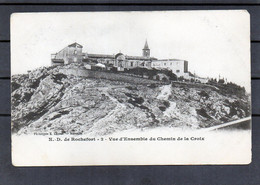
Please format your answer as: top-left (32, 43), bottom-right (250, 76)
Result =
top-left (142, 39), bottom-right (150, 58)
top-left (143, 40), bottom-right (149, 50)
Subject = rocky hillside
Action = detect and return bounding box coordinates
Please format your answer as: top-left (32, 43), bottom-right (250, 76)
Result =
top-left (11, 65), bottom-right (251, 136)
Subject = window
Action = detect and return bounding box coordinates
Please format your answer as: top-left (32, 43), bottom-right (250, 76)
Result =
top-left (176, 70), bottom-right (180, 73)
top-left (74, 50), bottom-right (77, 54)
top-left (164, 63), bottom-right (166, 66)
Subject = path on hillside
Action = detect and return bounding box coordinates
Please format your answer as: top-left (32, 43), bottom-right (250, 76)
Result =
top-left (200, 117), bottom-right (251, 131)
top-left (86, 85), bottom-right (128, 135)
top-left (172, 81), bottom-right (219, 90)
top-left (157, 84), bottom-right (172, 100)
top-left (84, 85), bottom-right (127, 90)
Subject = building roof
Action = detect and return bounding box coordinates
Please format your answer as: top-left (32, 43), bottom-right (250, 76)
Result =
top-left (115, 53), bottom-right (124, 59)
top-left (68, 42), bottom-right (83, 48)
top-left (96, 63), bottom-right (106, 68)
top-left (126, 55), bottom-right (156, 60)
top-left (143, 40), bottom-right (149, 50)
top-left (87, 52), bottom-right (157, 61)
top-left (156, 59), bottom-right (186, 62)
top-left (88, 53), bottom-right (115, 59)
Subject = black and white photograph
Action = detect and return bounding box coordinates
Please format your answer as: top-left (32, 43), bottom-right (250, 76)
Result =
top-left (11, 10), bottom-right (251, 166)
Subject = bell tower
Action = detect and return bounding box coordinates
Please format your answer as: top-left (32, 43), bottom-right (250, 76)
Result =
top-left (142, 40), bottom-right (150, 58)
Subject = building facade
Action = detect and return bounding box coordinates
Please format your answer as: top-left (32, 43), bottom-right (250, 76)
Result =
top-left (51, 43), bottom-right (84, 65)
top-left (51, 41), bottom-right (189, 77)
top-left (151, 59), bottom-right (188, 77)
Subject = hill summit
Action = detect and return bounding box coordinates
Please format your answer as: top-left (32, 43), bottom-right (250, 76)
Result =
top-left (11, 64), bottom-right (250, 136)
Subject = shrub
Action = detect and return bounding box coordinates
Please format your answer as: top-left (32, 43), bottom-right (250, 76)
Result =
top-left (196, 108), bottom-right (212, 119)
top-left (159, 106), bottom-right (166, 111)
top-left (11, 82), bottom-right (21, 92)
top-left (198, 91), bottom-right (209, 99)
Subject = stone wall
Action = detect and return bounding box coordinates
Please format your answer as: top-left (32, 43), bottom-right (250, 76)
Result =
top-left (58, 68), bottom-right (162, 85)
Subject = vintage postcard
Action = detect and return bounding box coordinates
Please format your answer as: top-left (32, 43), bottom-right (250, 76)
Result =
top-left (11, 10), bottom-right (251, 166)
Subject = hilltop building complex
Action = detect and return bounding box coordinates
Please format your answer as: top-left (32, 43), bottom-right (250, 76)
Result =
top-left (51, 41), bottom-right (189, 77)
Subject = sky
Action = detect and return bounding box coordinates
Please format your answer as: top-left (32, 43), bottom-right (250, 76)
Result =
top-left (11, 10), bottom-right (250, 91)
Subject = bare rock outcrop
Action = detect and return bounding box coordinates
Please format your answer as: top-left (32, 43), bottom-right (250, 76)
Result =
top-left (11, 65), bottom-right (251, 136)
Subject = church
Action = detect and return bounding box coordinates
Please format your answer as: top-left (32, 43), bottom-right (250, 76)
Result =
top-left (51, 40), bottom-right (189, 77)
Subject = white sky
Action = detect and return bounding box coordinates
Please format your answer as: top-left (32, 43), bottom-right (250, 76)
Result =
top-left (11, 10), bottom-right (250, 91)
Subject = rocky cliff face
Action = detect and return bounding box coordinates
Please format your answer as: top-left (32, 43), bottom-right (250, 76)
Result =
top-left (11, 65), bottom-right (251, 136)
